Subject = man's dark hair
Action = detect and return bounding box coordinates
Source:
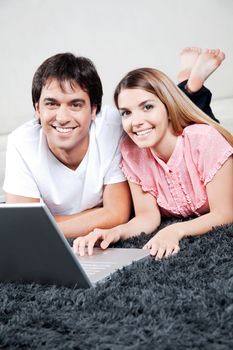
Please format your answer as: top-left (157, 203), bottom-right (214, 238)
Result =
top-left (32, 53), bottom-right (103, 114)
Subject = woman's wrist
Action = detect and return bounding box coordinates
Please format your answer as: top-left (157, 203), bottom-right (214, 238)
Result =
top-left (116, 224), bottom-right (130, 240)
top-left (172, 222), bottom-right (186, 240)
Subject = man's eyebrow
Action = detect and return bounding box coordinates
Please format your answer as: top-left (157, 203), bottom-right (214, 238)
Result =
top-left (43, 98), bottom-right (86, 103)
top-left (43, 97), bottom-right (57, 102)
top-left (69, 98), bottom-right (86, 104)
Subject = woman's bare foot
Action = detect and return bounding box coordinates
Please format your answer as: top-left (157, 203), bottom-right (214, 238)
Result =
top-left (186, 49), bottom-right (225, 92)
top-left (177, 47), bottom-right (201, 83)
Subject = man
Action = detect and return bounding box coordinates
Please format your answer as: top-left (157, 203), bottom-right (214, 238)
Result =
top-left (3, 53), bottom-right (131, 237)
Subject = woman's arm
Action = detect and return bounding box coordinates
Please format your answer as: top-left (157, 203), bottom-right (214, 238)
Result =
top-left (73, 182), bottom-right (161, 256)
top-left (144, 156), bottom-right (233, 259)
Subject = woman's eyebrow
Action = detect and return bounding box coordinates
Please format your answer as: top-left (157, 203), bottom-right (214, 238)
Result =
top-left (119, 99), bottom-right (155, 110)
top-left (138, 99), bottom-right (155, 107)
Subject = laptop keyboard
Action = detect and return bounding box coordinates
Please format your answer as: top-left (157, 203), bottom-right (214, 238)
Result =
top-left (79, 261), bottom-right (116, 276)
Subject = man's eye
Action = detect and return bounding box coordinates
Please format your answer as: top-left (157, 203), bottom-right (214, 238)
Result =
top-left (144, 104), bottom-right (153, 111)
top-left (73, 103), bottom-right (82, 108)
top-left (45, 102), bottom-right (56, 106)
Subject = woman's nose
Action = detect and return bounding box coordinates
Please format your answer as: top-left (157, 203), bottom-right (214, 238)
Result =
top-left (131, 112), bottom-right (144, 126)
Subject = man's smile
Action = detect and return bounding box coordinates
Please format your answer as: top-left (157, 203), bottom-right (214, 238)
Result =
top-left (52, 126), bottom-right (78, 133)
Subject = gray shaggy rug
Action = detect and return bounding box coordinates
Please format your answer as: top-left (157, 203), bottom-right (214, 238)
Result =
top-left (0, 219), bottom-right (233, 350)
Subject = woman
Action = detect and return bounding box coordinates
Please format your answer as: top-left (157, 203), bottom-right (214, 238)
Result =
top-left (74, 48), bottom-right (233, 259)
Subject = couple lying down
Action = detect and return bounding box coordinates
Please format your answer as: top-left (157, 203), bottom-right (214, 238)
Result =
top-left (4, 47), bottom-right (233, 260)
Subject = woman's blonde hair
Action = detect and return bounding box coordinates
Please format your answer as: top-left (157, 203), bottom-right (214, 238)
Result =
top-left (114, 68), bottom-right (233, 146)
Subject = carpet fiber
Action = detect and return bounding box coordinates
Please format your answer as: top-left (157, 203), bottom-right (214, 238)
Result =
top-left (1, 220), bottom-right (233, 349)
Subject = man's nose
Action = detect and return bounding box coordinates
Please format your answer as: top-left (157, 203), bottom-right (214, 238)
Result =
top-left (56, 105), bottom-right (71, 124)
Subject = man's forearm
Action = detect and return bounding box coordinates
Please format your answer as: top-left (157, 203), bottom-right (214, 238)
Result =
top-left (55, 206), bottom-right (130, 238)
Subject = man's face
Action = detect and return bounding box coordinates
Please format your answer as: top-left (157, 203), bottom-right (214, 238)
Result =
top-left (35, 78), bottom-right (96, 161)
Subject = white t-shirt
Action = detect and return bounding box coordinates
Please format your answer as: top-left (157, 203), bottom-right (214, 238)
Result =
top-left (3, 106), bottom-right (126, 215)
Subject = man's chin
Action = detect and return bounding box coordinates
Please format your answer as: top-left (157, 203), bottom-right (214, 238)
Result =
top-left (48, 140), bottom-right (75, 154)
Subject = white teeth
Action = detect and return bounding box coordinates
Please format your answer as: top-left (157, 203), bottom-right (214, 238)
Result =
top-left (136, 128), bottom-right (152, 136)
top-left (55, 127), bottom-right (73, 133)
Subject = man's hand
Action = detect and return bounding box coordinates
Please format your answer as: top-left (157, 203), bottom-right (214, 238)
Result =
top-left (73, 227), bottom-right (121, 256)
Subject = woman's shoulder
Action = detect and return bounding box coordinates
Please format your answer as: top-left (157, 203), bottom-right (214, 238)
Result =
top-left (182, 124), bottom-right (223, 146)
top-left (120, 135), bottom-right (139, 154)
top-left (120, 135), bottom-right (150, 164)
top-left (183, 123), bottom-right (218, 136)
top-left (182, 123), bottom-right (233, 162)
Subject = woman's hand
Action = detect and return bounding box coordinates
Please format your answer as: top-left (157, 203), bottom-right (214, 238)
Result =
top-left (144, 156), bottom-right (233, 261)
top-left (73, 228), bottom-right (121, 256)
top-left (143, 224), bottom-right (182, 259)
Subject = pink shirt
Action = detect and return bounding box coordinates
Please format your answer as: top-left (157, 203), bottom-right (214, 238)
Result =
top-left (120, 124), bottom-right (233, 218)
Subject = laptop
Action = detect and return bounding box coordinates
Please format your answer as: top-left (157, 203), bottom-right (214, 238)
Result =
top-left (0, 203), bottom-right (149, 288)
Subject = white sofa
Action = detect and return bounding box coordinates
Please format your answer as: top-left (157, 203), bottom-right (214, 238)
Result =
top-left (0, 98), bottom-right (232, 203)
top-left (0, 113), bottom-right (32, 202)
top-left (0, 135), bottom-right (7, 202)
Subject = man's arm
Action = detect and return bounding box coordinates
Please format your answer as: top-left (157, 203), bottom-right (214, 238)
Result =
top-left (5, 181), bottom-right (132, 238)
top-left (73, 181), bottom-right (161, 256)
top-left (56, 181), bottom-right (132, 238)
top-left (5, 193), bottom-right (40, 203)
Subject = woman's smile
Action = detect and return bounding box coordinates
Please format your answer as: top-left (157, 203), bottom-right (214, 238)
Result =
top-left (133, 127), bottom-right (154, 137)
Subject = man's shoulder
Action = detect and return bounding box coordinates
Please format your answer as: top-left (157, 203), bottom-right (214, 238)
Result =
top-left (93, 105), bottom-right (123, 141)
top-left (96, 105), bottom-right (121, 126)
top-left (10, 119), bottom-right (40, 138)
top-left (8, 119), bottom-right (41, 147)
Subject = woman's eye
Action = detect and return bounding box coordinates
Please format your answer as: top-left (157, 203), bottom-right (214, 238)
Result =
top-left (144, 104), bottom-right (153, 111)
top-left (120, 110), bottom-right (131, 118)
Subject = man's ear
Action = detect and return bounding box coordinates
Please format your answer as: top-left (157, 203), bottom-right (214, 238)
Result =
top-left (91, 105), bottom-right (97, 121)
top-left (35, 102), bottom-right (40, 120)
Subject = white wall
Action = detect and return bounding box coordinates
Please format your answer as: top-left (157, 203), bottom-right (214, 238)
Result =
top-left (0, 0), bottom-right (233, 133)
top-left (0, 0), bottom-right (232, 200)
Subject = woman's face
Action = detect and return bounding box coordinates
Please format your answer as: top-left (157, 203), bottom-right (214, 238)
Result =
top-left (118, 88), bottom-right (174, 154)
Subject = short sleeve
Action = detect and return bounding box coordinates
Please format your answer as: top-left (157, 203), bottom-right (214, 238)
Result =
top-left (194, 126), bottom-right (233, 185)
top-left (96, 106), bottom-right (126, 185)
top-left (3, 135), bottom-right (40, 198)
top-left (120, 137), bottom-right (142, 185)
top-left (103, 141), bottom-right (126, 184)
